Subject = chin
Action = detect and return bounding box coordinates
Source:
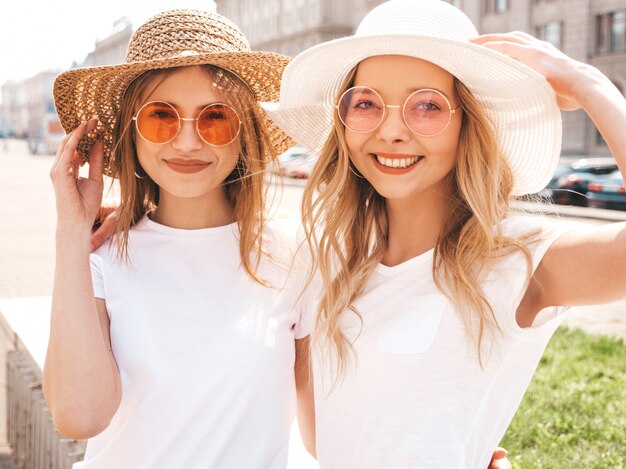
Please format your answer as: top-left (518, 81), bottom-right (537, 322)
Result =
top-left (368, 182), bottom-right (419, 201)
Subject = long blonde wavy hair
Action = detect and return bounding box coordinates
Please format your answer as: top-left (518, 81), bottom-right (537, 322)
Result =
top-left (109, 65), bottom-right (276, 284)
top-left (301, 65), bottom-right (535, 376)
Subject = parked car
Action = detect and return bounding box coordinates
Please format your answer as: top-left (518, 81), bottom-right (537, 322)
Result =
top-left (543, 157), bottom-right (618, 206)
top-left (587, 170), bottom-right (626, 211)
top-left (274, 145), bottom-right (317, 179)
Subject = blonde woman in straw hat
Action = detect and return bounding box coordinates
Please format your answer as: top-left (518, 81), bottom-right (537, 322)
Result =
top-left (44, 9), bottom-right (313, 468)
top-left (264, 0), bottom-right (626, 467)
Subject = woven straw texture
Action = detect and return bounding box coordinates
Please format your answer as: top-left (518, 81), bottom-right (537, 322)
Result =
top-left (262, 0), bottom-right (562, 196)
top-left (54, 9), bottom-right (294, 176)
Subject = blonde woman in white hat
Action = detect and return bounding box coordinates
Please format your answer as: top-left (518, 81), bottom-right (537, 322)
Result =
top-left (264, 0), bottom-right (626, 467)
top-left (44, 9), bottom-right (313, 468)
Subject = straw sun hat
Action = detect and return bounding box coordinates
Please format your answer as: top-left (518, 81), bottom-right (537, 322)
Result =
top-left (53, 9), bottom-right (294, 176)
top-left (262, 0), bottom-right (562, 196)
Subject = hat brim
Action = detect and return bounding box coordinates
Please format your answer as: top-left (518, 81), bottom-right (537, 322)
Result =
top-left (262, 34), bottom-right (562, 196)
top-left (54, 51), bottom-right (294, 175)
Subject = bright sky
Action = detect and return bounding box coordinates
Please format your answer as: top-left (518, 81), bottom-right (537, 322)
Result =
top-left (0, 0), bottom-right (217, 89)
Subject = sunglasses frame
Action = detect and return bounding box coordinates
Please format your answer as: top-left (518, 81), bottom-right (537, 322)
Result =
top-left (336, 86), bottom-right (461, 137)
top-left (132, 100), bottom-right (242, 147)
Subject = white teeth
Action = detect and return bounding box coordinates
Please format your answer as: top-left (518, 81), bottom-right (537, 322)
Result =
top-left (375, 155), bottom-right (421, 168)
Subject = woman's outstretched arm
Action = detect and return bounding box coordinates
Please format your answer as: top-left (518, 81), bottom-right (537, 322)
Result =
top-left (473, 33), bottom-right (626, 323)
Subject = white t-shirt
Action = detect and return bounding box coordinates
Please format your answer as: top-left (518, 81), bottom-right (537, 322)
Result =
top-left (76, 214), bottom-right (307, 469)
top-left (306, 215), bottom-right (575, 469)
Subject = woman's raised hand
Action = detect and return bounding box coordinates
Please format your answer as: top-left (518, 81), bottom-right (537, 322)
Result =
top-left (50, 119), bottom-right (104, 231)
top-left (471, 32), bottom-right (610, 112)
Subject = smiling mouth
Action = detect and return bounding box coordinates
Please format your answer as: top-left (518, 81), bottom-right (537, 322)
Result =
top-left (373, 154), bottom-right (424, 169)
top-left (164, 159), bottom-right (212, 174)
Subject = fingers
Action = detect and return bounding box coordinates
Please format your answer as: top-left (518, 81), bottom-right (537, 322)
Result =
top-left (52, 132), bottom-right (73, 172)
top-left (88, 140), bottom-right (105, 184)
top-left (96, 202), bottom-right (119, 223)
top-left (472, 31), bottom-right (535, 46)
top-left (70, 151), bottom-right (82, 178)
top-left (473, 40), bottom-right (537, 65)
top-left (51, 121), bottom-right (85, 177)
top-left (489, 457), bottom-right (512, 469)
top-left (492, 447), bottom-right (508, 459)
top-left (472, 31), bottom-right (558, 61)
top-left (91, 208), bottom-right (118, 252)
top-left (51, 118), bottom-right (99, 178)
top-left (488, 447), bottom-right (511, 469)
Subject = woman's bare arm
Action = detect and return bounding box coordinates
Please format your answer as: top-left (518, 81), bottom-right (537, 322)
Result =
top-left (43, 120), bottom-right (121, 438)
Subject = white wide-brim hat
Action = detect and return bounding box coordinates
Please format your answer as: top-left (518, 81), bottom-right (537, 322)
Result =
top-left (262, 0), bottom-right (562, 196)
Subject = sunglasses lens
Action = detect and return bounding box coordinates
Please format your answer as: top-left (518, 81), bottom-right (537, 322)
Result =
top-left (197, 104), bottom-right (240, 146)
top-left (136, 102), bottom-right (179, 143)
top-left (338, 86), bottom-right (384, 132)
top-left (404, 90), bottom-right (452, 136)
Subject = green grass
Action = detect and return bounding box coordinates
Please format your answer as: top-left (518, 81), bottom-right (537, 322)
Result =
top-left (501, 326), bottom-right (626, 468)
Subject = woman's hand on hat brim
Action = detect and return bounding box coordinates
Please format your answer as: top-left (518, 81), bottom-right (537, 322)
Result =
top-left (471, 32), bottom-right (598, 112)
top-left (50, 119), bottom-right (104, 234)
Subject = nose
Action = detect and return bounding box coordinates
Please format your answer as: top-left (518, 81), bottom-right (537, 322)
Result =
top-left (374, 105), bottom-right (412, 143)
top-left (171, 117), bottom-right (204, 152)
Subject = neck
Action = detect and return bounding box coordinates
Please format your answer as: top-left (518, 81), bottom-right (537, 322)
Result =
top-left (151, 188), bottom-right (235, 229)
top-left (382, 188), bottom-right (451, 267)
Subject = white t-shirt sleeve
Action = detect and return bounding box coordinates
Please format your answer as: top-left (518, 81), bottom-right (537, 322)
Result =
top-left (489, 215), bottom-right (580, 334)
top-left (293, 278), bottom-right (320, 340)
top-left (290, 244), bottom-right (319, 340)
top-left (89, 251), bottom-right (106, 300)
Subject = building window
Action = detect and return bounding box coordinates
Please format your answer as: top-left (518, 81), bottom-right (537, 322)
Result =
top-left (446, 0), bottom-right (462, 7)
top-left (534, 22), bottom-right (563, 49)
top-left (596, 11), bottom-right (626, 54)
top-left (595, 14), bottom-right (606, 53)
top-left (485, 0), bottom-right (508, 14)
top-left (544, 21), bottom-right (563, 48)
top-left (609, 11), bottom-right (626, 52)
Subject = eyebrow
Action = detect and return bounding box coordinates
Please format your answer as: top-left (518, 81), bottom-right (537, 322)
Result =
top-left (149, 101), bottom-right (226, 111)
top-left (408, 87), bottom-right (451, 97)
top-left (356, 87), bottom-right (453, 99)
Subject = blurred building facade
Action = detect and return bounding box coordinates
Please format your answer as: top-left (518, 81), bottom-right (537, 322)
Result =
top-left (216, 0), bottom-right (370, 57)
top-left (216, 0), bottom-right (626, 157)
top-left (82, 17), bottom-right (132, 67)
top-left (0, 71), bottom-right (58, 141)
top-left (0, 17), bottom-right (132, 148)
